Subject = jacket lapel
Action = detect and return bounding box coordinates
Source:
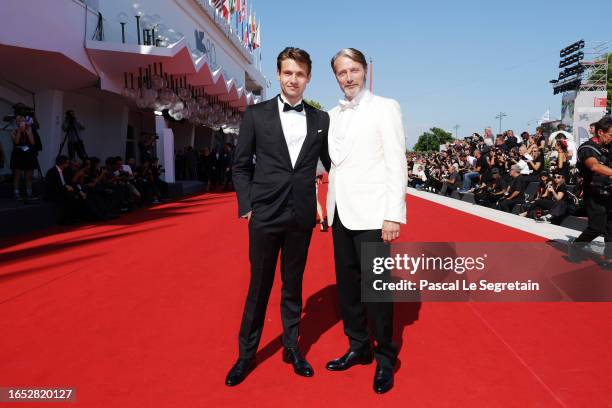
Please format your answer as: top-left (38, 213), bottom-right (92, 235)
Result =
top-left (293, 104), bottom-right (317, 169)
top-left (333, 91), bottom-right (373, 165)
top-left (265, 98), bottom-right (292, 169)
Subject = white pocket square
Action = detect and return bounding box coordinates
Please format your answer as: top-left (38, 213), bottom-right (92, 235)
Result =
top-left (317, 129), bottom-right (323, 133)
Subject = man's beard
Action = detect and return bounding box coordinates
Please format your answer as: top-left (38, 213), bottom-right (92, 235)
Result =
top-left (343, 84), bottom-right (363, 100)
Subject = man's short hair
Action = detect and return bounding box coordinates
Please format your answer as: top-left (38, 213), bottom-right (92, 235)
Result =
top-left (277, 47), bottom-right (312, 75)
top-left (555, 132), bottom-right (567, 140)
top-left (331, 48), bottom-right (368, 73)
top-left (595, 115), bottom-right (612, 134)
top-left (55, 155), bottom-right (69, 166)
top-left (510, 164), bottom-right (521, 173)
top-left (557, 123), bottom-right (567, 131)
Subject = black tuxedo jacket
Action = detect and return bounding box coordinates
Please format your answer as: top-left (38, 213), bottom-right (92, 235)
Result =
top-left (44, 167), bottom-right (67, 202)
top-left (233, 97), bottom-right (331, 229)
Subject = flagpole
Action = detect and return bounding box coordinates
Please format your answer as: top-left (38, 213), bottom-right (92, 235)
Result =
top-left (369, 58), bottom-right (373, 93)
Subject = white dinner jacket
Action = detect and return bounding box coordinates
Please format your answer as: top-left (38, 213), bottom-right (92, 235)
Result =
top-left (326, 91), bottom-right (407, 230)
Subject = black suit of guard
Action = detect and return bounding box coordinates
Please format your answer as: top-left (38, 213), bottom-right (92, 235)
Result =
top-left (232, 97), bottom-right (331, 359)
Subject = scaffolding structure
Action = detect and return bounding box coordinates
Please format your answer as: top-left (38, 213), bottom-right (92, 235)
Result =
top-left (580, 41), bottom-right (609, 92)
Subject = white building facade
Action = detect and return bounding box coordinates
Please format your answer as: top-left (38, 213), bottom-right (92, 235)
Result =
top-left (0, 0), bottom-right (266, 181)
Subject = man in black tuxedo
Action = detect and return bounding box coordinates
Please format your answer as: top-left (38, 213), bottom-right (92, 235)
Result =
top-left (44, 155), bottom-right (80, 224)
top-left (226, 47), bottom-right (330, 386)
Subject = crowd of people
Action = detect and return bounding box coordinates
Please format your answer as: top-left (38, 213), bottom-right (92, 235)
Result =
top-left (174, 143), bottom-right (235, 191)
top-left (44, 154), bottom-right (167, 225)
top-left (5, 108), bottom-right (235, 226)
top-left (407, 123), bottom-right (588, 225)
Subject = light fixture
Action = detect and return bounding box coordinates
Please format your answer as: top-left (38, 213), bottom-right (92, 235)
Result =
top-left (117, 12), bottom-right (129, 43)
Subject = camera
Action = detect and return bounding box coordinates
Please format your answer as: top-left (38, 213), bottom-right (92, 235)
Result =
top-left (3, 103), bottom-right (35, 124)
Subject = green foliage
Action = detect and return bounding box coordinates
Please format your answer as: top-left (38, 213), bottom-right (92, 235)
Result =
top-left (412, 127), bottom-right (454, 152)
top-left (588, 53), bottom-right (611, 112)
top-left (304, 99), bottom-right (323, 110)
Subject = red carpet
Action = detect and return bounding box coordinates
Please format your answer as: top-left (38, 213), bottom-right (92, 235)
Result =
top-left (0, 191), bottom-right (610, 407)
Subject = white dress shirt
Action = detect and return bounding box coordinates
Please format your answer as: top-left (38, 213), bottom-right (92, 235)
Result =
top-left (333, 88), bottom-right (367, 158)
top-left (278, 95), bottom-right (307, 168)
top-left (55, 165), bottom-right (66, 186)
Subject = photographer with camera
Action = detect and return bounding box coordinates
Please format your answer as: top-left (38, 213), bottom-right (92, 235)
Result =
top-left (474, 167), bottom-right (506, 208)
top-left (519, 172), bottom-right (568, 224)
top-left (497, 164), bottom-right (525, 212)
top-left (61, 110), bottom-right (87, 161)
top-left (439, 164), bottom-right (459, 197)
top-left (569, 115), bottom-right (612, 268)
top-left (10, 116), bottom-right (37, 200)
top-left (524, 147), bottom-right (544, 182)
top-left (459, 149), bottom-right (487, 193)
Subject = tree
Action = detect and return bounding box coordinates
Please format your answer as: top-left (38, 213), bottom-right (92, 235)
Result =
top-left (304, 99), bottom-right (323, 110)
top-left (412, 127), bottom-right (454, 152)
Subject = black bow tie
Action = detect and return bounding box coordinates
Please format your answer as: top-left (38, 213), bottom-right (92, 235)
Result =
top-left (283, 102), bottom-right (304, 112)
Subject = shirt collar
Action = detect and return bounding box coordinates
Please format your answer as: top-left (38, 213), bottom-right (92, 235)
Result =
top-left (339, 88), bottom-right (369, 110)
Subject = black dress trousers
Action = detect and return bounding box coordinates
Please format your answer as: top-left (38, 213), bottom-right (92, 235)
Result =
top-left (332, 208), bottom-right (397, 369)
top-left (237, 205), bottom-right (313, 358)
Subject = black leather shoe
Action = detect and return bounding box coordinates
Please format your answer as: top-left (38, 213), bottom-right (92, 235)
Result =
top-left (283, 348), bottom-right (314, 377)
top-left (373, 366), bottom-right (394, 394)
top-left (326, 349), bottom-right (373, 371)
top-left (225, 358), bottom-right (255, 386)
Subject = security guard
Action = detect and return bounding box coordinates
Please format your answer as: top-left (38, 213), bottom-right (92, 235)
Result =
top-left (570, 115), bottom-right (612, 268)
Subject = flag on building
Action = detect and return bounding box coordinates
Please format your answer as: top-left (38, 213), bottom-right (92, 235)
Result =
top-left (537, 109), bottom-right (550, 126)
top-left (222, 0), bottom-right (230, 21)
top-left (252, 20), bottom-right (260, 49)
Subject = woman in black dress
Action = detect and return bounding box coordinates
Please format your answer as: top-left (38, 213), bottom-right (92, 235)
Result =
top-left (10, 116), bottom-right (37, 199)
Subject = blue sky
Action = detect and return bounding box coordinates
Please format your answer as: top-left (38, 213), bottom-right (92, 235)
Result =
top-left (250, 0), bottom-right (611, 149)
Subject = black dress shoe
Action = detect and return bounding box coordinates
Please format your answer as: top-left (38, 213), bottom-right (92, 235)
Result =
top-left (326, 349), bottom-right (373, 371)
top-left (225, 358), bottom-right (255, 386)
top-left (283, 348), bottom-right (314, 377)
top-left (373, 366), bottom-right (394, 394)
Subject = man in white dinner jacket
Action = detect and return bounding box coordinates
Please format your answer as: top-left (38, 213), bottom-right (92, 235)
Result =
top-left (324, 48), bottom-right (407, 394)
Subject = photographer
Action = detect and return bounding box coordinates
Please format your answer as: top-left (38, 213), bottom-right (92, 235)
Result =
top-left (61, 110), bottom-right (87, 161)
top-left (474, 168), bottom-right (506, 208)
top-left (459, 149), bottom-right (486, 193)
top-left (409, 164), bottom-right (427, 189)
top-left (488, 147), bottom-right (505, 176)
top-left (520, 172), bottom-right (568, 224)
top-left (524, 148), bottom-right (544, 182)
top-left (44, 155), bottom-right (81, 224)
top-left (504, 129), bottom-right (519, 150)
top-left (10, 116), bottom-right (36, 199)
top-left (439, 164), bottom-right (459, 197)
top-left (570, 115), bottom-right (612, 268)
top-left (510, 145), bottom-right (533, 176)
top-left (497, 164), bottom-right (525, 212)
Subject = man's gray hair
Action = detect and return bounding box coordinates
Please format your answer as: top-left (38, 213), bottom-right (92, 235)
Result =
top-left (511, 164), bottom-right (521, 172)
top-left (331, 48), bottom-right (368, 73)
